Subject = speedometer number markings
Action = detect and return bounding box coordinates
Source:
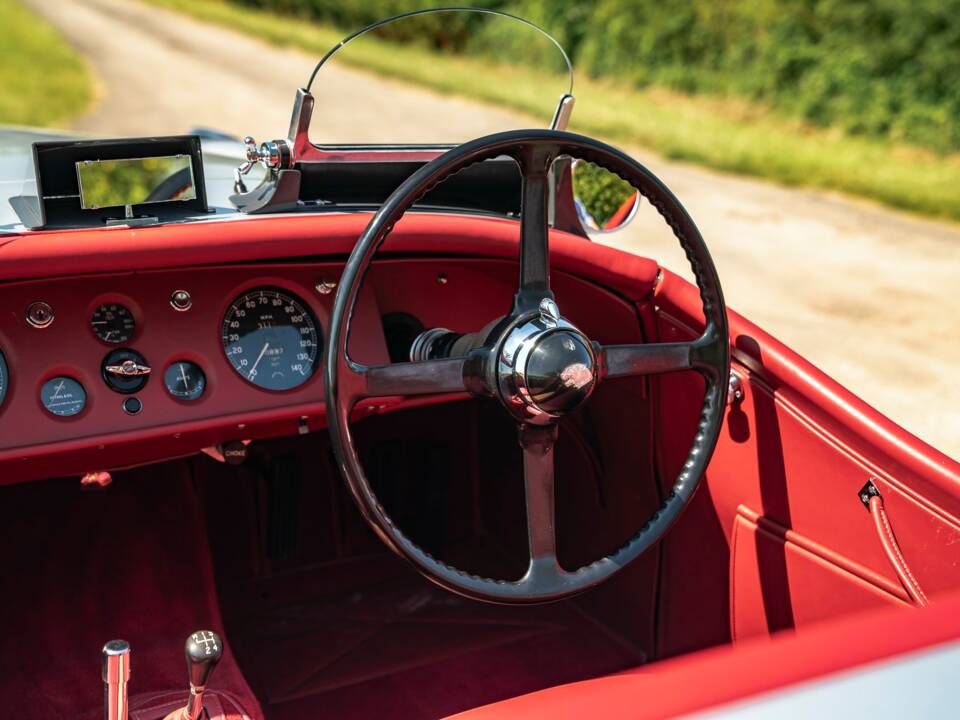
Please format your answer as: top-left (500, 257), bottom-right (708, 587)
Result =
top-left (221, 288), bottom-right (321, 391)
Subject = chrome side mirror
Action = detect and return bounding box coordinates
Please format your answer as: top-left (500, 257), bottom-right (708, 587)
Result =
top-left (571, 159), bottom-right (640, 233)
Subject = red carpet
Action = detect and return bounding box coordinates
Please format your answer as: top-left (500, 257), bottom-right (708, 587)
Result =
top-left (0, 466), bottom-right (261, 719)
top-left (221, 555), bottom-right (645, 720)
top-left (0, 418), bottom-right (645, 719)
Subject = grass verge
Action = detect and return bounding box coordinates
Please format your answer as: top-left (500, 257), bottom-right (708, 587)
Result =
top-left (0, 0), bottom-right (92, 127)
top-left (147, 0), bottom-right (960, 222)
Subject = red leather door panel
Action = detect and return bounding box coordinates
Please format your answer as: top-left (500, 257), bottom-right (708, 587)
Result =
top-left (730, 509), bottom-right (909, 640)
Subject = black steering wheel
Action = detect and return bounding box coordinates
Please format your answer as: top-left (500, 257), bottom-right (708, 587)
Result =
top-left (325, 129), bottom-right (729, 604)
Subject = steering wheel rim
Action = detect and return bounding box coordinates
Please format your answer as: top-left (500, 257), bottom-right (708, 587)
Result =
top-left (325, 129), bottom-right (729, 604)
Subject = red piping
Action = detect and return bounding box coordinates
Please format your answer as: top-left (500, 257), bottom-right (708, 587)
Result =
top-left (868, 494), bottom-right (930, 607)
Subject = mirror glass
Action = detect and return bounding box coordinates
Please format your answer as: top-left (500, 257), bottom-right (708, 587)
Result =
top-left (571, 160), bottom-right (641, 232)
top-left (76, 155), bottom-right (196, 209)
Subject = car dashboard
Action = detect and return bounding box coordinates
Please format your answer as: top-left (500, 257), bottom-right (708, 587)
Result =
top-left (0, 211), bottom-right (658, 484)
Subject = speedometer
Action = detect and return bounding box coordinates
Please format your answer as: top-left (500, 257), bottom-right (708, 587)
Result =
top-left (221, 287), bottom-right (321, 391)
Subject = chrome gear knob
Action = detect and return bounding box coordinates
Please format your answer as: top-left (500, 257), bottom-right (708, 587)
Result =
top-left (185, 629), bottom-right (223, 690)
top-left (178, 630), bottom-right (223, 720)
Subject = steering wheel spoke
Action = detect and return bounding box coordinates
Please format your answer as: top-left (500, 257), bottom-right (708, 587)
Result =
top-left (519, 424), bottom-right (560, 566)
top-left (515, 144), bottom-right (559, 310)
top-left (350, 357), bottom-right (468, 399)
top-left (599, 326), bottom-right (724, 380)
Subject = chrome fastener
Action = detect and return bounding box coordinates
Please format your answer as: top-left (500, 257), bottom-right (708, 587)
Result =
top-left (727, 371), bottom-right (744, 406)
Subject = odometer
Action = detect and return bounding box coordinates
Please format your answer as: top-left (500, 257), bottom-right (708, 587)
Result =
top-left (221, 287), bottom-right (321, 391)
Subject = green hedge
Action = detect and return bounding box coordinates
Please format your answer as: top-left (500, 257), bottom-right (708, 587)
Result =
top-left (231, 0), bottom-right (960, 154)
top-left (572, 162), bottom-right (636, 227)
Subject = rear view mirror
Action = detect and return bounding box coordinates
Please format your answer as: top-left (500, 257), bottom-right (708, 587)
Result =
top-left (76, 155), bottom-right (196, 210)
top-left (571, 160), bottom-right (640, 233)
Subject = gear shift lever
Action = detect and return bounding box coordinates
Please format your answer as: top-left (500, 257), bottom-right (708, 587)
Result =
top-left (180, 630), bottom-right (223, 720)
top-left (102, 640), bottom-right (131, 720)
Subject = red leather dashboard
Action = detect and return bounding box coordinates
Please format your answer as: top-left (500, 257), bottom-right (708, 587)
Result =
top-left (0, 214), bottom-right (657, 484)
top-left (0, 262), bottom-right (374, 463)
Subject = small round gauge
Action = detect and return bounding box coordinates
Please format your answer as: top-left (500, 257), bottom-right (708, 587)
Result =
top-left (40, 376), bottom-right (86, 417)
top-left (221, 287), bottom-right (321, 391)
top-left (0, 350), bottom-right (8, 408)
top-left (91, 304), bottom-right (136, 344)
top-left (164, 361), bottom-right (206, 401)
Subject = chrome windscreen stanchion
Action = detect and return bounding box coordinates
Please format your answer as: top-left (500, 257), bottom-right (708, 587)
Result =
top-left (101, 640), bottom-right (130, 720)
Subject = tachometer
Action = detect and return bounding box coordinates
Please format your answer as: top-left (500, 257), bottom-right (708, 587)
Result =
top-left (221, 287), bottom-right (321, 391)
top-left (91, 303), bottom-right (136, 344)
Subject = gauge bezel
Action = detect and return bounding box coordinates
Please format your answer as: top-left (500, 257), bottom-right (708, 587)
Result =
top-left (90, 301), bottom-right (138, 345)
top-left (220, 286), bottom-right (322, 392)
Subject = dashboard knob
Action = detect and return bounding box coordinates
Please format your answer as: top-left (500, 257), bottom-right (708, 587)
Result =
top-left (102, 349), bottom-right (151, 394)
top-left (26, 301), bottom-right (55, 328)
top-left (170, 290), bottom-right (192, 311)
top-left (105, 360), bottom-right (151, 377)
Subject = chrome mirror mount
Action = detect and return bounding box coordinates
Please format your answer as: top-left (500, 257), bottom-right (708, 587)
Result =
top-left (233, 135), bottom-right (292, 194)
top-left (230, 91), bottom-right (304, 213)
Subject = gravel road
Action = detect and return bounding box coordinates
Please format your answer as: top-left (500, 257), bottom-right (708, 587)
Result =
top-left (27, 0), bottom-right (960, 458)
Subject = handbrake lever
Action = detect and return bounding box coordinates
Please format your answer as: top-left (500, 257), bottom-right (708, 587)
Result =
top-left (102, 640), bottom-right (131, 720)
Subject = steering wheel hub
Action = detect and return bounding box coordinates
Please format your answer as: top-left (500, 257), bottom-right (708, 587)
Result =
top-left (496, 302), bottom-right (597, 423)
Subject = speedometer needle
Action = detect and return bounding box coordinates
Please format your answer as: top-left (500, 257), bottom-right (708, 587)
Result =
top-left (249, 342), bottom-right (270, 379)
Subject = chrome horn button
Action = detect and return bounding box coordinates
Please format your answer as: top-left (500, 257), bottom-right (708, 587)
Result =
top-left (496, 300), bottom-right (597, 424)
